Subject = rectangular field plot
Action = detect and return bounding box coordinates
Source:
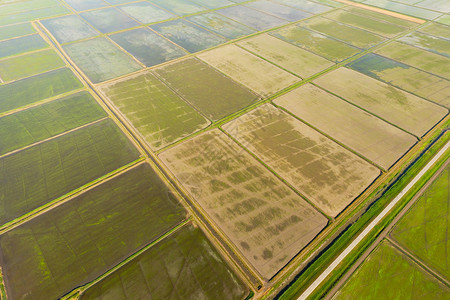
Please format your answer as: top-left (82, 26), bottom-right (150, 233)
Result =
top-left (217, 5), bottom-right (288, 30)
top-left (151, 19), bottom-right (227, 53)
top-left (398, 32), bottom-right (450, 57)
top-left (363, 0), bottom-right (442, 20)
top-left (155, 58), bottom-right (258, 121)
top-left (63, 37), bottom-right (142, 84)
top-left (314, 68), bottom-right (449, 137)
top-left (341, 6), bottom-right (416, 28)
top-left (388, 39), bottom-right (449, 78)
top-left (0, 23), bottom-right (35, 41)
top-left (391, 166), bottom-right (449, 280)
top-left (41, 15), bottom-right (99, 44)
top-left (159, 129), bottom-right (328, 279)
top-left (274, 84), bottom-right (417, 170)
top-left (63, 0), bottom-right (107, 12)
top-left (117, 2), bottom-right (175, 24)
top-left (418, 22), bottom-right (450, 39)
top-left (110, 28), bottom-right (187, 67)
top-left (270, 25), bottom-right (360, 62)
top-left (0, 164), bottom-right (187, 300)
top-left (223, 104), bottom-right (380, 217)
top-left (245, 0), bottom-right (312, 22)
top-left (0, 6), bottom-right (70, 26)
top-left (274, 0), bottom-right (333, 13)
top-left (323, 9), bottom-right (410, 38)
top-left (300, 17), bottom-right (386, 49)
top-left (436, 14), bottom-right (450, 26)
top-left (80, 7), bottom-right (139, 34)
top-left (198, 44), bottom-right (299, 97)
top-left (0, 49), bottom-right (64, 82)
top-left (189, 0), bottom-right (234, 9)
top-left (0, 119), bottom-right (140, 226)
top-left (99, 71), bottom-right (209, 150)
top-left (0, 34), bottom-right (48, 59)
top-left (348, 54), bottom-right (450, 108)
top-left (0, 68), bottom-right (83, 114)
top-left (0, 91), bottom-right (107, 155)
top-left (148, 0), bottom-right (206, 15)
top-left (238, 34), bottom-right (334, 78)
top-left (79, 224), bottom-right (248, 300)
top-left (334, 241), bottom-right (449, 299)
top-left (187, 12), bottom-right (256, 40)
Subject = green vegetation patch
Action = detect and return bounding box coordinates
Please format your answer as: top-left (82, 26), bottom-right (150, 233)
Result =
top-left (348, 53), bottom-right (450, 107)
top-left (0, 0), bottom-right (60, 15)
top-left (375, 41), bottom-right (450, 79)
top-left (436, 14), bottom-right (450, 26)
top-left (0, 68), bottom-right (83, 114)
top-left (151, 19), bottom-right (227, 53)
top-left (63, 0), bottom-right (107, 12)
top-left (334, 241), bottom-right (449, 299)
top-left (80, 7), bottom-right (139, 34)
top-left (0, 163), bottom-right (186, 299)
top-left (155, 58), bottom-right (258, 121)
top-left (160, 129), bottom-right (328, 279)
top-left (0, 6), bottom-right (70, 26)
top-left (398, 32), bottom-right (450, 57)
top-left (391, 166), bottom-right (449, 280)
top-left (100, 71), bottom-right (209, 150)
top-left (63, 37), bottom-right (142, 84)
top-left (0, 34), bottom-right (48, 59)
top-left (41, 14), bottom-right (99, 44)
top-left (343, 6), bottom-right (416, 28)
top-left (301, 16), bottom-right (386, 49)
top-left (110, 27), bottom-right (187, 67)
top-left (0, 118), bottom-right (140, 226)
top-left (0, 23), bottom-right (35, 41)
top-left (270, 25), bottom-right (360, 62)
top-left (0, 49), bottom-right (65, 82)
top-left (148, 0), bottom-right (206, 15)
top-left (418, 22), bottom-right (450, 40)
top-left (80, 224), bottom-right (248, 300)
top-left (189, 0), bottom-right (233, 9)
top-left (270, 0), bottom-right (332, 14)
top-left (0, 91), bottom-right (107, 155)
top-left (187, 12), bottom-right (256, 40)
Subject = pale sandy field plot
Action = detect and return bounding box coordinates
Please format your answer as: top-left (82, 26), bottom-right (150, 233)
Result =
top-left (274, 84), bottom-right (418, 169)
top-left (237, 34), bottom-right (334, 79)
top-left (159, 129), bottom-right (328, 279)
top-left (314, 68), bottom-right (448, 137)
top-left (198, 44), bottom-right (299, 97)
top-left (375, 41), bottom-right (450, 79)
top-left (223, 104), bottom-right (380, 217)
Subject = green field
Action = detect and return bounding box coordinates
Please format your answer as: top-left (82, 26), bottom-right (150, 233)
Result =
top-left (348, 54), bottom-right (450, 108)
top-left (270, 25), bottom-right (360, 62)
top-left (375, 41), bottom-right (450, 79)
top-left (0, 68), bottom-right (83, 114)
top-left (398, 32), bottom-right (450, 57)
top-left (0, 49), bottom-right (64, 82)
top-left (41, 14), bottom-right (99, 44)
top-left (155, 58), bottom-right (258, 121)
top-left (80, 224), bottom-right (248, 300)
top-left (0, 163), bottom-right (187, 299)
top-left (0, 22), bottom-right (35, 41)
top-left (0, 119), bottom-right (140, 226)
top-left (149, 0), bottom-right (206, 15)
top-left (334, 242), bottom-right (449, 299)
top-left (0, 91), bottom-right (107, 155)
top-left (341, 6), bottom-right (416, 28)
top-left (314, 67), bottom-right (448, 137)
top-left (0, 34), bottom-right (48, 59)
top-left (301, 17), bottom-right (386, 48)
top-left (160, 129), bottom-right (328, 279)
top-left (0, 6), bottom-right (70, 26)
top-left (100, 71), bottom-right (209, 150)
top-left (63, 37), bottom-right (142, 84)
top-left (391, 165), bottom-right (449, 280)
top-left (223, 104), bottom-right (380, 217)
top-left (418, 22), bottom-right (450, 40)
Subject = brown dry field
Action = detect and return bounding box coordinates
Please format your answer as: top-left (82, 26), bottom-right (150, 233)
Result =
top-left (197, 44), bottom-right (299, 97)
top-left (237, 34), bottom-right (334, 79)
top-left (274, 84), bottom-right (418, 169)
top-left (314, 68), bottom-right (448, 137)
top-left (223, 104), bottom-right (380, 217)
top-left (159, 129), bottom-right (328, 279)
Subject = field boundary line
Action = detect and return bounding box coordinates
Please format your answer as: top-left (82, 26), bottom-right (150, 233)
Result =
top-left (0, 159), bottom-right (145, 234)
top-left (63, 218), bottom-right (193, 299)
top-left (324, 158), bottom-right (450, 299)
top-left (298, 140), bottom-right (449, 299)
top-left (0, 116), bottom-right (109, 159)
top-left (386, 237), bottom-right (450, 286)
top-left (334, 0), bottom-right (426, 23)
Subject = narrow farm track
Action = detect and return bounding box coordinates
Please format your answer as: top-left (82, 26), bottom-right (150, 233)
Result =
top-left (325, 159), bottom-right (450, 299)
top-left (298, 140), bottom-right (449, 300)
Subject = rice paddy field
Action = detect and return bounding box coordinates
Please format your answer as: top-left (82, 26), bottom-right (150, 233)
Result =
top-left (0, 0), bottom-right (449, 299)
